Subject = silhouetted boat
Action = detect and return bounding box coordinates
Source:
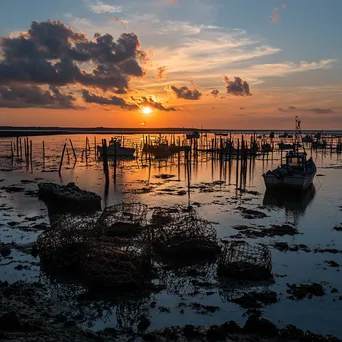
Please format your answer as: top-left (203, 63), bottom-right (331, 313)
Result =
top-left (302, 135), bottom-right (313, 143)
top-left (98, 138), bottom-right (135, 157)
top-left (278, 142), bottom-right (294, 150)
top-left (263, 117), bottom-right (316, 191)
top-left (186, 130), bottom-right (200, 139)
top-left (263, 150), bottom-right (316, 191)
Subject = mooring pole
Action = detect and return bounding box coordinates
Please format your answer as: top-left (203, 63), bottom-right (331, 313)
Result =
top-left (42, 141), bottom-right (45, 168)
top-left (69, 139), bottom-right (77, 162)
top-left (58, 143), bottom-right (67, 175)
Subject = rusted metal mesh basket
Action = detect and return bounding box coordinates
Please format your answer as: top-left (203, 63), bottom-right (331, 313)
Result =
top-left (80, 236), bottom-right (151, 287)
top-left (150, 205), bottom-right (199, 228)
top-left (149, 213), bottom-right (220, 259)
top-left (37, 215), bottom-right (98, 269)
top-left (96, 202), bottom-right (148, 238)
top-left (218, 241), bottom-right (272, 280)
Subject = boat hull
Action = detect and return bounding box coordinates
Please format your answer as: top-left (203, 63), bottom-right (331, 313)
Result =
top-left (262, 173), bottom-right (315, 191)
top-left (98, 146), bottom-right (135, 157)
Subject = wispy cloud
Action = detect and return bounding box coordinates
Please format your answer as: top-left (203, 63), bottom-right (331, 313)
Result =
top-left (156, 66), bottom-right (167, 79)
top-left (277, 106), bottom-right (297, 112)
top-left (271, 4), bottom-right (287, 23)
top-left (307, 108), bottom-right (333, 114)
top-left (277, 106), bottom-right (334, 114)
top-left (86, 0), bottom-right (122, 14)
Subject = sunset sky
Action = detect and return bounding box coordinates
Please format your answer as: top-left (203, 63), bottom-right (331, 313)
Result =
top-left (0, 0), bottom-right (341, 129)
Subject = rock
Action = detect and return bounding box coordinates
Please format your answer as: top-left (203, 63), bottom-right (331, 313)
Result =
top-left (244, 315), bottom-right (278, 336)
top-left (0, 245), bottom-right (11, 257)
top-left (38, 182), bottom-right (101, 213)
top-left (183, 325), bottom-right (202, 340)
top-left (221, 321), bottom-right (240, 333)
top-left (286, 283), bottom-right (325, 300)
top-left (206, 325), bottom-right (226, 341)
top-left (0, 312), bottom-right (21, 331)
top-left (138, 316), bottom-right (151, 332)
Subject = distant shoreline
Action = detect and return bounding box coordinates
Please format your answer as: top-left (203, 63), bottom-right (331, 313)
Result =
top-left (0, 126), bottom-right (341, 138)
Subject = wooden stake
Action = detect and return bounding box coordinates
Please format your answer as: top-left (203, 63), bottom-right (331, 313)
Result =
top-left (59, 143), bottom-right (67, 175)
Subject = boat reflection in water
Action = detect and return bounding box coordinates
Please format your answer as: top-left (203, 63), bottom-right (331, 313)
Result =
top-left (263, 185), bottom-right (316, 221)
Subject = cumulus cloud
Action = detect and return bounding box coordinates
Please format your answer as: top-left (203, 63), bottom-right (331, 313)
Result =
top-left (0, 85), bottom-right (77, 109)
top-left (210, 89), bottom-right (219, 98)
top-left (170, 86), bottom-right (202, 100)
top-left (0, 20), bottom-right (146, 93)
top-left (277, 106), bottom-right (297, 112)
top-left (307, 108), bottom-right (333, 114)
top-left (223, 76), bottom-right (251, 96)
top-left (82, 89), bottom-right (137, 109)
top-left (131, 96), bottom-right (176, 111)
top-left (156, 66), bottom-right (167, 79)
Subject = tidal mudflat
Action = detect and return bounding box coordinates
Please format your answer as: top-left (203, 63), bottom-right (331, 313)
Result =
top-left (1, 134), bottom-right (342, 341)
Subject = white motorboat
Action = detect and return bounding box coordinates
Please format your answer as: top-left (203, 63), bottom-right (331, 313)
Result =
top-left (263, 151), bottom-right (316, 191)
top-left (97, 138), bottom-right (135, 157)
top-left (263, 117), bottom-right (316, 191)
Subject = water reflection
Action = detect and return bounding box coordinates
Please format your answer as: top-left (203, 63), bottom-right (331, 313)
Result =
top-left (263, 185), bottom-right (316, 224)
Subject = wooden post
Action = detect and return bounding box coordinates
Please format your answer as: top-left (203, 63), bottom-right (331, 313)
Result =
top-left (113, 139), bottom-right (117, 183)
top-left (94, 136), bottom-right (97, 157)
top-left (59, 143), bottom-right (67, 175)
top-left (10, 142), bottom-right (14, 159)
top-left (29, 140), bottom-right (33, 172)
top-left (24, 139), bottom-right (27, 163)
top-left (19, 138), bottom-right (23, 161)
top-left (102, 139), bottom-right (109, 182)
top-left (16, 137), bottom-right (19, 160)
top-left (66, 148), bottom-right (70, 164)
top-left (42, 141), bottom-right (45, 168)
top-left (69, 139), bottom-right (77, 162)
top-left (85, 137), bottom-right (88, 166)
top-left (29, 140), bottom-right (32, 162)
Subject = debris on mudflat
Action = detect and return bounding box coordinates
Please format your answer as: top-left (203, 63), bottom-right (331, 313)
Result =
top-left (149, 208), bottom-right (220, 261)
top-left (1, 185), bottom-right (24, 193)
top-left (286, 282), bottom-right (325, 300)
top-left (233, 224), bottom-right (298, 238)
top-left (96, 202), bottom-right (148, 238)
top-left (0, 243), bottom-right (11, 257)
top-left (218, 241), bottom-right (272, 280)
top-left (333, 225), bottom-right (342, 231)
top-left (154, 174), bottom-right (175, 179)
top-left (230, 291), bottom-right (278, 309)
top-left (236, 206), bottom-right (268, 219)
top-left (38, 182), bottom-right (101, 212)
top-left (273, 242), bottom-right (311, 253)
top-left (325, 260), bottom-right (340, 268)
top-left (189, 302), bottom-right (220, 314)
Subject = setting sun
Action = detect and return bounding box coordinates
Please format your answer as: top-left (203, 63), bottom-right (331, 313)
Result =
top-left (141, 106), bottom-right (152, 115)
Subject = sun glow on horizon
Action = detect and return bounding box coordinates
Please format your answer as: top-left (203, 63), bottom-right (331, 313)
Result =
top-left (141, 106), bottom-right (152, 115)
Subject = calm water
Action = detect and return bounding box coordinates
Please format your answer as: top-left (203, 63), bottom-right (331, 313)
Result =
top-left (0, 133), bottom-right (342, 337)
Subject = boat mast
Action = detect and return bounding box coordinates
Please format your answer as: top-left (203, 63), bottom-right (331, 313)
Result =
top-left (295, 116), bottom-right (305, 153)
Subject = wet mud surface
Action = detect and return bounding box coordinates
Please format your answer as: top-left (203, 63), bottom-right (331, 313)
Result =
top-left (1, 134), bottom-right (342, 339)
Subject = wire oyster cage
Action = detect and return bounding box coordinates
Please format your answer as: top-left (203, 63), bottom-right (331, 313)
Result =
top-left (37, 215), bottom-right (99, 269)
top-left (96, 202), bottom-right (148, 238)
top-left (217, 241), bottom-right (272, 280)
top-left (80, 236), bottom-right (152, 288)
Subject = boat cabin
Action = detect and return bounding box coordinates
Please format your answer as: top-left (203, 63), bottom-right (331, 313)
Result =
top-left (284, 151), bottom-right (307, 171)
